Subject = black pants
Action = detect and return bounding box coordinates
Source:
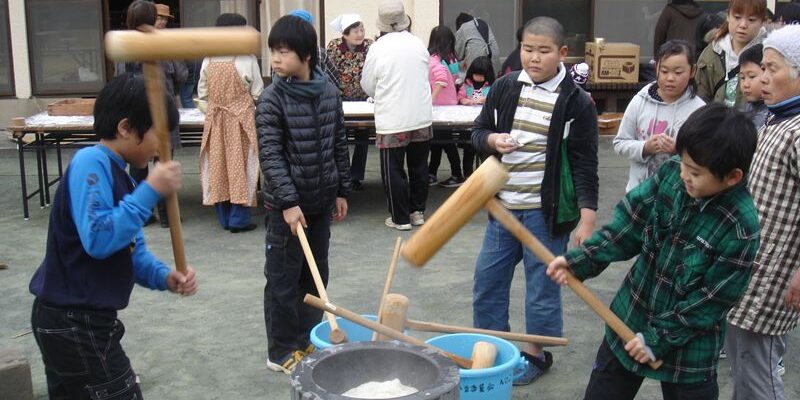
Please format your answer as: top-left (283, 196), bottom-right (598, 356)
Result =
top-left (130, 160), bottom-right (167, 222)
top-left (428, 143), bottom-right (462, 179)
top-left (460, 143), bottom-right (476, 177)
top-left (583, 340), bottom-right (718, 400)
top-left (263, 210), bottom-right (330, 361)
top-left (31, 299), bottom-right (142, 400)
top-left (350, 132), bottom-right (370, 182)
top-left (380, 140), bottom-right (430, 225)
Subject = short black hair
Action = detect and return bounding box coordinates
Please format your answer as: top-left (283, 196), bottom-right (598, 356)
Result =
top-left (523, 17), bottom-right (565, 47)
top-left (676, 103), bottom-right (758, 179)
top-left (455, 12), bottom-right (474, 31)
top-left (268, 15), bottom-right (318, 73)
top-left (466, 56), bottom-right (495, 85)
top-left (343, 21), bottom-right (363, 36)
top-left (125, 0), bottom-right (155, 30)
top-left (216, 13), bottom-right (247, 27)
top-left (739, 43), bottom-right (763, 67)
top-left (93, 73), bottom-right (179, 142)
top-left (656, 40), bottom-right (698, 97)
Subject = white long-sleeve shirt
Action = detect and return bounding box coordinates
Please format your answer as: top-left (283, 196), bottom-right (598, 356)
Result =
top-left (360, 31), bottom-right (432, 135)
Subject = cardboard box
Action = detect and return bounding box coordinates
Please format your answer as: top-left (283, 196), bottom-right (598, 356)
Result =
top-left (585, 42), bottom-right (640, 84)
top-left (47, 99), bottom-right (96, 116)
top-left (598, 112), bottom-right (624, 135)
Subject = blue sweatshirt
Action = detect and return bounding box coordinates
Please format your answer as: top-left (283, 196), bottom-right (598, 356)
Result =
top-left (30, 145), bottom-right (170, 310)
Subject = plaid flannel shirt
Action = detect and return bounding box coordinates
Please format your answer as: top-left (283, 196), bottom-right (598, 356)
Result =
top-left (564, 157), bottom-right (760, 383)
top-left (728, 114), bottom-right (800, 335)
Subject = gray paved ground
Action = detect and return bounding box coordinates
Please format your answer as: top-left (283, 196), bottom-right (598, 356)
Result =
top-left (1, 138), bottom-right (798, 399)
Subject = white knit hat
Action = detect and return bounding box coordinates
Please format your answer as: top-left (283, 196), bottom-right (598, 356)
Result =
top-left (376, 0), bottom-right (410, 33)
top-left (330, 14), bottom-right (362, 34)
top-left (763, 25), bottom-right (800, 68)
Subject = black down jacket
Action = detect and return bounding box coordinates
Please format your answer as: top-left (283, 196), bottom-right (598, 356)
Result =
top-left (255, 82), bottom-right (351, 215)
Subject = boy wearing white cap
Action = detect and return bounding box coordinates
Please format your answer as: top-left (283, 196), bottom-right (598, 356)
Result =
top-left (726, 25), bottom-right (800, 400)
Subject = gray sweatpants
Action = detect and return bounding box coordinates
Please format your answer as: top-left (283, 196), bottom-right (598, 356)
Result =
top-left (726, 323), bottom-right (786, 400)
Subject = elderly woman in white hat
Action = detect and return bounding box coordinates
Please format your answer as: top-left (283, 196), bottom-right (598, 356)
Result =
top-left (326, 13), bottom-right (373, 190)
top-left (360, 0), bottom-right (433, 231)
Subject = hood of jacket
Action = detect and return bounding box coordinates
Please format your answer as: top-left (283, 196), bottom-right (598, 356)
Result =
top-left (272, 66), bottom-right (328, 100)
top-left (669, 3), bottom-right (704, 19)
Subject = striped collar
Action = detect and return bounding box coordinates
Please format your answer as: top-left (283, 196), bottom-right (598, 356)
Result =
top-left (517, 63), bottom-right (566, 93)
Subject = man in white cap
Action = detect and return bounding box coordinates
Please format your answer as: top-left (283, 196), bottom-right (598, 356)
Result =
top-left (726, 24), bottom-right (800, 400)
top-left (361, 0), bottom-right (432, 231)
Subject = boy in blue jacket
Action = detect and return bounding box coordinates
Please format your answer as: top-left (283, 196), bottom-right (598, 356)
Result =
top-left (29, 73), bottom-right (197, 399)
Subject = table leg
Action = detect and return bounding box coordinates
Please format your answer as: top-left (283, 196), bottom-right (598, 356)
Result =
top-left (56, 138), bottom-right (64, 179)
top-left (17, 137), bottom-right (30, 220)
top-left (35, 134), bottom-right (45, 209)
top-left (41, 137), bottom-right (51, 206)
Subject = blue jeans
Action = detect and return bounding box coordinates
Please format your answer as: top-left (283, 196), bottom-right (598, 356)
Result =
top-left (472, 208), bottom-right (568, 338)
top-left (214, 202), bottom-right (252, 229)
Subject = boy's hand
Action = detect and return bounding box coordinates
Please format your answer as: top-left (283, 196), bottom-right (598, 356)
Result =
top-left (333, 197), bottom-right (348, 222)
top-left (489, 133), bottom-right (519, 154)
top-left (146, 161), bottom-right (183, 197)
top-left (546, 256), bottom-right (571, 285)
top-left (573, 209), bottom-right (597, 246)
top-left (625, 334), bottom-right (655, 364)
top-left (283, 206), bottom-right (306, 235)
top-left (167, 266), bottom-right (197, 296)
top-left (784, 269), bottom-right (800, 310)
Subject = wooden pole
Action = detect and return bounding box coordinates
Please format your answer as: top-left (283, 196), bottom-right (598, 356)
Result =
top-left (405, 319), bottom-right (568, 346)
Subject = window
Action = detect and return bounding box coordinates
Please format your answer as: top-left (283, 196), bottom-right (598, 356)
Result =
top-left (26, 0), bottom-right (105, 95)
top-left (182, 0), bottom-right (257, 28)
top-left (594, 0), bottom-right (663, 61)
top-left (522, 0), bottom-right (592, 58)
top-left (0, 0), bottom-right (13, 96)
top-left (441, 0), bottom-right (517, 65)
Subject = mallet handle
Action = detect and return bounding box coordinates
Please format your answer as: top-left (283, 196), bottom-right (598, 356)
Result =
top-left (296, 223), bottom-right (346, 343)
top-left (143, 62), bottom-right (187, 274)
top-left (373, 237), bottom-right (402, 340)
top-left (105, 27), bottom-right (260, 62)
top-left (303, 294), bottom-right (473, 369)
top-left (405, 319), bottom-right (568, 346)
top-left (484, 198), bottom-right (663, 370)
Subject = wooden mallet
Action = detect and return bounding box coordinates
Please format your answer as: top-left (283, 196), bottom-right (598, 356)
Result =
top-left (297, 222), bottom-right (347, 344)
top-left (304, 294), bottom-right (473, 369)
top-left (401, 157), bottom-right (663, 369)
top-left (104, 27), bottom-right (260, 274)
top-left (404, 319), bottom-right (568, 346)
top-left (376, 294), bottom-right (507, 370)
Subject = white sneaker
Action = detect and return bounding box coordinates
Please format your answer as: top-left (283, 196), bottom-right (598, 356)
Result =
top-left (410, 211), bottom-right (425, 226)
top-left (385, 217), bottom-right (412, 231)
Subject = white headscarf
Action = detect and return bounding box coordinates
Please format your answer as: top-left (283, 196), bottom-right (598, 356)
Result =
top-left (330, 14), bottom-right (362, 34)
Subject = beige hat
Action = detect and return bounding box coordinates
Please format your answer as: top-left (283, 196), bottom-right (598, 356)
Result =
top-left (155, 4), bottom-right (174, 19)
top-left (376, 0), bottom-right (410, 33)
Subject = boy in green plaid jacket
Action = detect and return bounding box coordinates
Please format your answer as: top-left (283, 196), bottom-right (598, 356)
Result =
top-left (547, 103), bottom-right (761, 400)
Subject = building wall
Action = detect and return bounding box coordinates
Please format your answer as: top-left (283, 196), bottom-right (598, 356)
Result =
top-left (9, 0), bottom-right (30, 99)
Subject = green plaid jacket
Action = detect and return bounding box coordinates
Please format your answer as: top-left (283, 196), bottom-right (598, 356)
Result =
top-left (564, 157), bottom-right (760, 383)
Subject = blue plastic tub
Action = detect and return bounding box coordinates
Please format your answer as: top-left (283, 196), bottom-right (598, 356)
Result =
top-left (310, 315), bottom-right (378, 349)
top-left (426, 333), bottom-right (526, 400)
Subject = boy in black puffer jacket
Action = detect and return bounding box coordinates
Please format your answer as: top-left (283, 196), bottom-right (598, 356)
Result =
top-left (256, 15), bottom-right (351, 374)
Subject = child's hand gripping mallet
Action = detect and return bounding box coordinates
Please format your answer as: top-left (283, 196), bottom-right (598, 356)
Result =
top-left (401, 157), bottom-right (663, 369)
top-left (104, 27), bottom-right (260, 274)
top-left (296, 222), bottom-right (347, 344)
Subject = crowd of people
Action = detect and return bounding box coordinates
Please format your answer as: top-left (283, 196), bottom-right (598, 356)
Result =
top-left (21, 0), bottom-right (800, 399)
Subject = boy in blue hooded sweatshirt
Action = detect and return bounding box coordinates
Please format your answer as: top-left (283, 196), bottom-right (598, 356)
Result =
top-left (29, 73), bottom-right (197, 399)
top-left (257, 15), bottom-right (351, 374)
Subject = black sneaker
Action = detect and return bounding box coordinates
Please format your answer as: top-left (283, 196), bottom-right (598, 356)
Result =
top-left (438, 176), bottom-right (465, 188)
top-left (428, 174), bottom-right (438, 186)
top-left (230, 223), bottom-right (257, 233)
